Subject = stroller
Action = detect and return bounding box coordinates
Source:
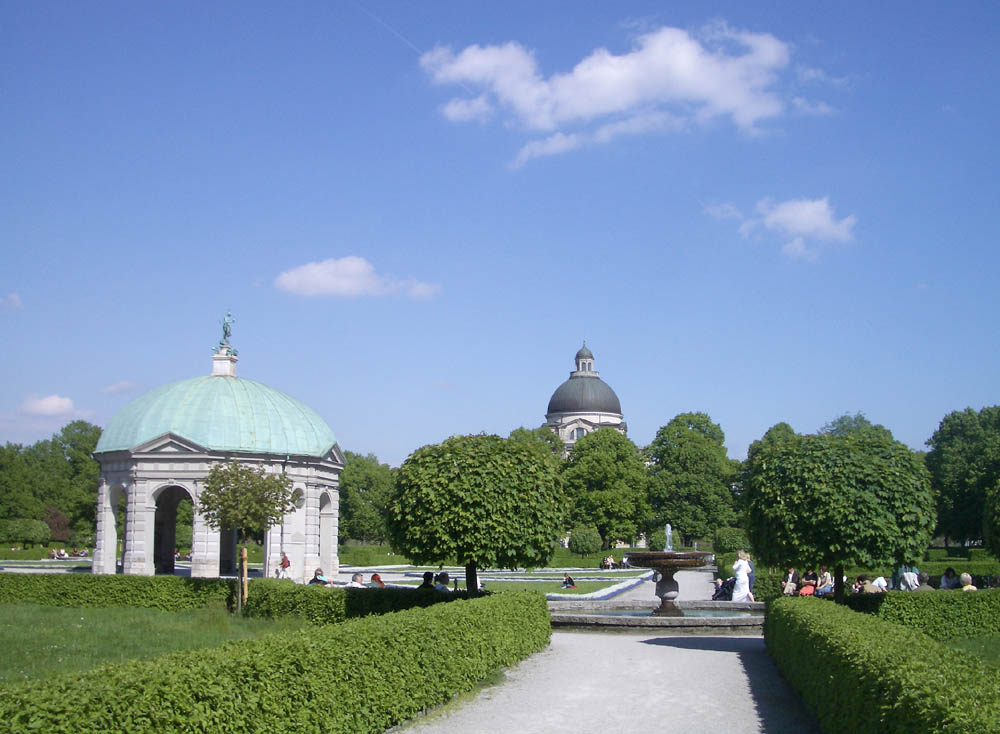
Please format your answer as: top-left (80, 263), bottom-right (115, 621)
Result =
top-left (713, 576), bottom-right (736, 601)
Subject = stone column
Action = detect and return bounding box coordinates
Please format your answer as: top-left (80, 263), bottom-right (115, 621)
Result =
top-left (91, 478), bottom-right (117, 575)
top-left (190, 506), bottom-right (220, 578)
top-left (123, 480), bottom-right (154, 575)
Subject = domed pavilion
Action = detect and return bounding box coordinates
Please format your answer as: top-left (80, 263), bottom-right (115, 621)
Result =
top-left (92, 322), bottom-right (344, 582)
top-left (544, 344), bottom-right (626, 454)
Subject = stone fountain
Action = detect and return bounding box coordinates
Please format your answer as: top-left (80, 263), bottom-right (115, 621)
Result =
top-left (625, 524), bottom-right (713, 616)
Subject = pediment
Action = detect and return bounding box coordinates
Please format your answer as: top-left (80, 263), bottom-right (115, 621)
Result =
top-left (327, 442), bottom-right (346, 466)
top-left (132, 432), bottom-right (209, 454)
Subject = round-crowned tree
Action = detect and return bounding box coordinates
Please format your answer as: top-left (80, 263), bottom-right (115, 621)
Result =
top-left (744, 427), bottom-right (935, 601)
top-left (387, 434), bottom-right (564, 593)
top-left (568, 525), bottom-right (602, 558)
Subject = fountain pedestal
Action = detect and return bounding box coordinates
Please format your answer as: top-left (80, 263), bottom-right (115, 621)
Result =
top-left (625, 551), bottom-right (714, 616)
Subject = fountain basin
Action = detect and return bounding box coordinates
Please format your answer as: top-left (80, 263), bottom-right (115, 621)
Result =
top-left (548, 600), bottom-right (765, 634)
top-left (624, 551), bottom-right (714, 615)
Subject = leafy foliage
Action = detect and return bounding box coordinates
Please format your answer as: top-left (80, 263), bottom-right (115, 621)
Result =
top-left (561, 428), bottom-right (649, 548)
top-left (645, 412), bottom-right (739, 542)
top-left (243, 578), bottom-right (473, 624)
top-left (387, 434), bottom-right (564, 589)
top-left (198, 460), bottom-right (295, 544)
top-left (765, 598), bottom-right (1000, 734)
top-left (338, 451), bottom-right (394, 543)
top-left (818, 411), bottom-right (893, 439)
top-left (927, 406), bottom-right (1000, 544)
top-left (509, 425), bottom-right (565, 459)
top-left (713, 527), bottom-right (749, 555)
top-left (843, 588), bottom-right (1000, 641)
top-left (0, 573), bottom-right (235, 611)
top-left (0, 592), bottom-right (551, 734)
top-left (744, 429), bottom-right (936, 576)
top-left (0, 421), bottom-right (101, 534)
top-left (0, 518), bottom-right (51, 546)
top-left (567, 525), bottom-right (602, 557)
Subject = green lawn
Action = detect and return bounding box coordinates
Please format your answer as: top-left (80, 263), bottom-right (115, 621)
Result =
top-left (945, 633), bottom-right (1000, 668)
top-left (0, 603), bottom-right (308, 683)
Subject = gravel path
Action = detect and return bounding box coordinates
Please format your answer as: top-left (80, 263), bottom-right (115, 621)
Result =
top-left (397, 630), bottom-right (818, 734)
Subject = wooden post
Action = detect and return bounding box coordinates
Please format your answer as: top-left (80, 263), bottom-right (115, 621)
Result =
top-left (241, 546), bottom-right (249, 604)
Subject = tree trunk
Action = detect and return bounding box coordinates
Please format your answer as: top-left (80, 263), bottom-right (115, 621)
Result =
top-left (465, 561), bottom-right (478, 596)
top-left (834, 563), bottom-right (845, 604)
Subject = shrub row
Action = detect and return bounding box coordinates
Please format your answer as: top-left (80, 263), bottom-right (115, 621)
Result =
top-left (0, 573), bottom-right (235, 611)
top-left (765, 597), bottom-right (1000, 733)
top-left (243, 578), bottom-right (472, 624)
top-left (0, 591), bottom-right (551, 733)
top-left (843, 588), bottom-right (1000, 641)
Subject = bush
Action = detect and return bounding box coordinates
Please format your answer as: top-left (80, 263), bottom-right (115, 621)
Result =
top-left (243, 578), bottom-right (473, 625)
top-left (0, 574), bottom-right (234, 611)
top-left (713, 527), bottom-right (749, 555)
top-left (843, 588), bottom-right (1000, 641)
top-left (0, 518), bottom-right (51, 547)
top-left (969, 548), bottom-right (995, 562)
top-left (568, 526), bottom-right (602, 557)
top-left (765, 597), bottom-right (1000, 733)
top-left (0, 592), bottom-right (551, 733)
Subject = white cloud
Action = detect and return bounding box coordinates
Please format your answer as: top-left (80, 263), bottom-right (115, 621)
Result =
top-left (758, 197), bottom-right (856, 242)
top-left (781, 237), bottom-right (818, 261)
top-left (275, 256), bottom-right (440, 299)
top-left (796, 66), bottom-right (849, 88)
top-left (703, 202), bottom-right (743, 220)
top-left (100, 380), bottom-right (137, 396)
top-left (3, 293), bottom-right (22, 310)
top-left (707, 195), bottom-right (856, 260)
top-left (20, 394), bottom-right (75, 416)
top-left (792, 97), bottom-right (835, 115)
top-left (422, 23), bottom-right (810, 164)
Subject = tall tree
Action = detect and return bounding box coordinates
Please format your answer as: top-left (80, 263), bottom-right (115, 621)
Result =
top-left (338, 451), bottom-right (395, 544)
top-left (926, 406), bottom-right (1000, 545)
top-left (561, 428), bottom-right (649, 548)
top-left (646, 412), bottom-right (739, 543)
top-left (819, 411), bottom-right (893, 440)
top-left (508, 426), bottom-right (565, 460)
top-left (744, 428), bottom-right (935, 601)
top-left (387, 434), bottom-right (564, 593)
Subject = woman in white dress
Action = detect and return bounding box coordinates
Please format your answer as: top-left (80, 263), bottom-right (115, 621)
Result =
top-left (732, 550), bottom-right (754, 602)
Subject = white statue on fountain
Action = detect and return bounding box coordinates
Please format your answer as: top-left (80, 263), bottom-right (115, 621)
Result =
top-left (665, 523), bottom-right (673, 552)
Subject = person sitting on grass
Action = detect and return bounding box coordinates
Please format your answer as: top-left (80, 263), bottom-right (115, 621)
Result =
top-left (799, 568), bottom-right (818, 595)
top-left (369, 573), bottom-right (386, 588)
top-left (347, 572), bottom-right (365, 588)
top-left (915, 572), bottom-right (935, 591)
top-left (961, 572), bottom-right (977, 591)
top-left (418, 571), bottom-right (435, 589)
top-left (782, 567), bottom-right (799, 596)
top-left (562, 573), bottom-right (577, 589)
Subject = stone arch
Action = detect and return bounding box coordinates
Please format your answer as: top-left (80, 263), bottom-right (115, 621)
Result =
top-left (152, 484), bottom-right (194, 575)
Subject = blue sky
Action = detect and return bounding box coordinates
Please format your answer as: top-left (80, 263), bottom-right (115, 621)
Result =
top-left (3, 2), bottom-right (998, 466)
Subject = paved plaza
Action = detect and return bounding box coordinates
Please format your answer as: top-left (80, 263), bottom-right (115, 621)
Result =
top-left (398, 629), bottom-right (818, 734)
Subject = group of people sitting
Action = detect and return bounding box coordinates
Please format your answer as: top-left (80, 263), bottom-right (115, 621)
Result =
top-left (600, 555), bottom-right (630, 570)
top-left (783, 565), bottom-right (980, 595)
top-left (48, 547), bottom-right (88, 559)
top-left (308, 569), bottom-right (388, 588)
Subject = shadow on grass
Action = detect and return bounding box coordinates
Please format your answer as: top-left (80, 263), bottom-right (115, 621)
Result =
top-left (639, 636), bottom-right (819, 734)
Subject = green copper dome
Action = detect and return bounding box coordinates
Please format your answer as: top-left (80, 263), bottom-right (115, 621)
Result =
top-left (95, 376), bottom-right (337, 457)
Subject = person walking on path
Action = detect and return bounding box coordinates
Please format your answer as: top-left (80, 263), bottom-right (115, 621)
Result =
top-left (732, 550), bottom-right (754, 602)
top-left (279, 552), bottom-right (291, 579)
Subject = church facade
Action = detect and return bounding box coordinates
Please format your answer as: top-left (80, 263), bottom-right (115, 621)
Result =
top-left (544, 344), bottom-right (626, 454)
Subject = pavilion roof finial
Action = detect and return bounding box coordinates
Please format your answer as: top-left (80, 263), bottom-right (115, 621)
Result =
top-left (211, 311), bottom-right (239, 376)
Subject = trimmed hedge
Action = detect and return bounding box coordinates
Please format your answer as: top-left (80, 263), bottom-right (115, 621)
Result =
top-left (243, 578), bottom-right (472, 624)
top-left (0, 591), bottom-right (551, 733)
top-left (765, 597), bottom-right (1000, 733)
top-left (843, 588), bottom-right (1000, 641)
top-left (0, 573), bottom-right (234, 611)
